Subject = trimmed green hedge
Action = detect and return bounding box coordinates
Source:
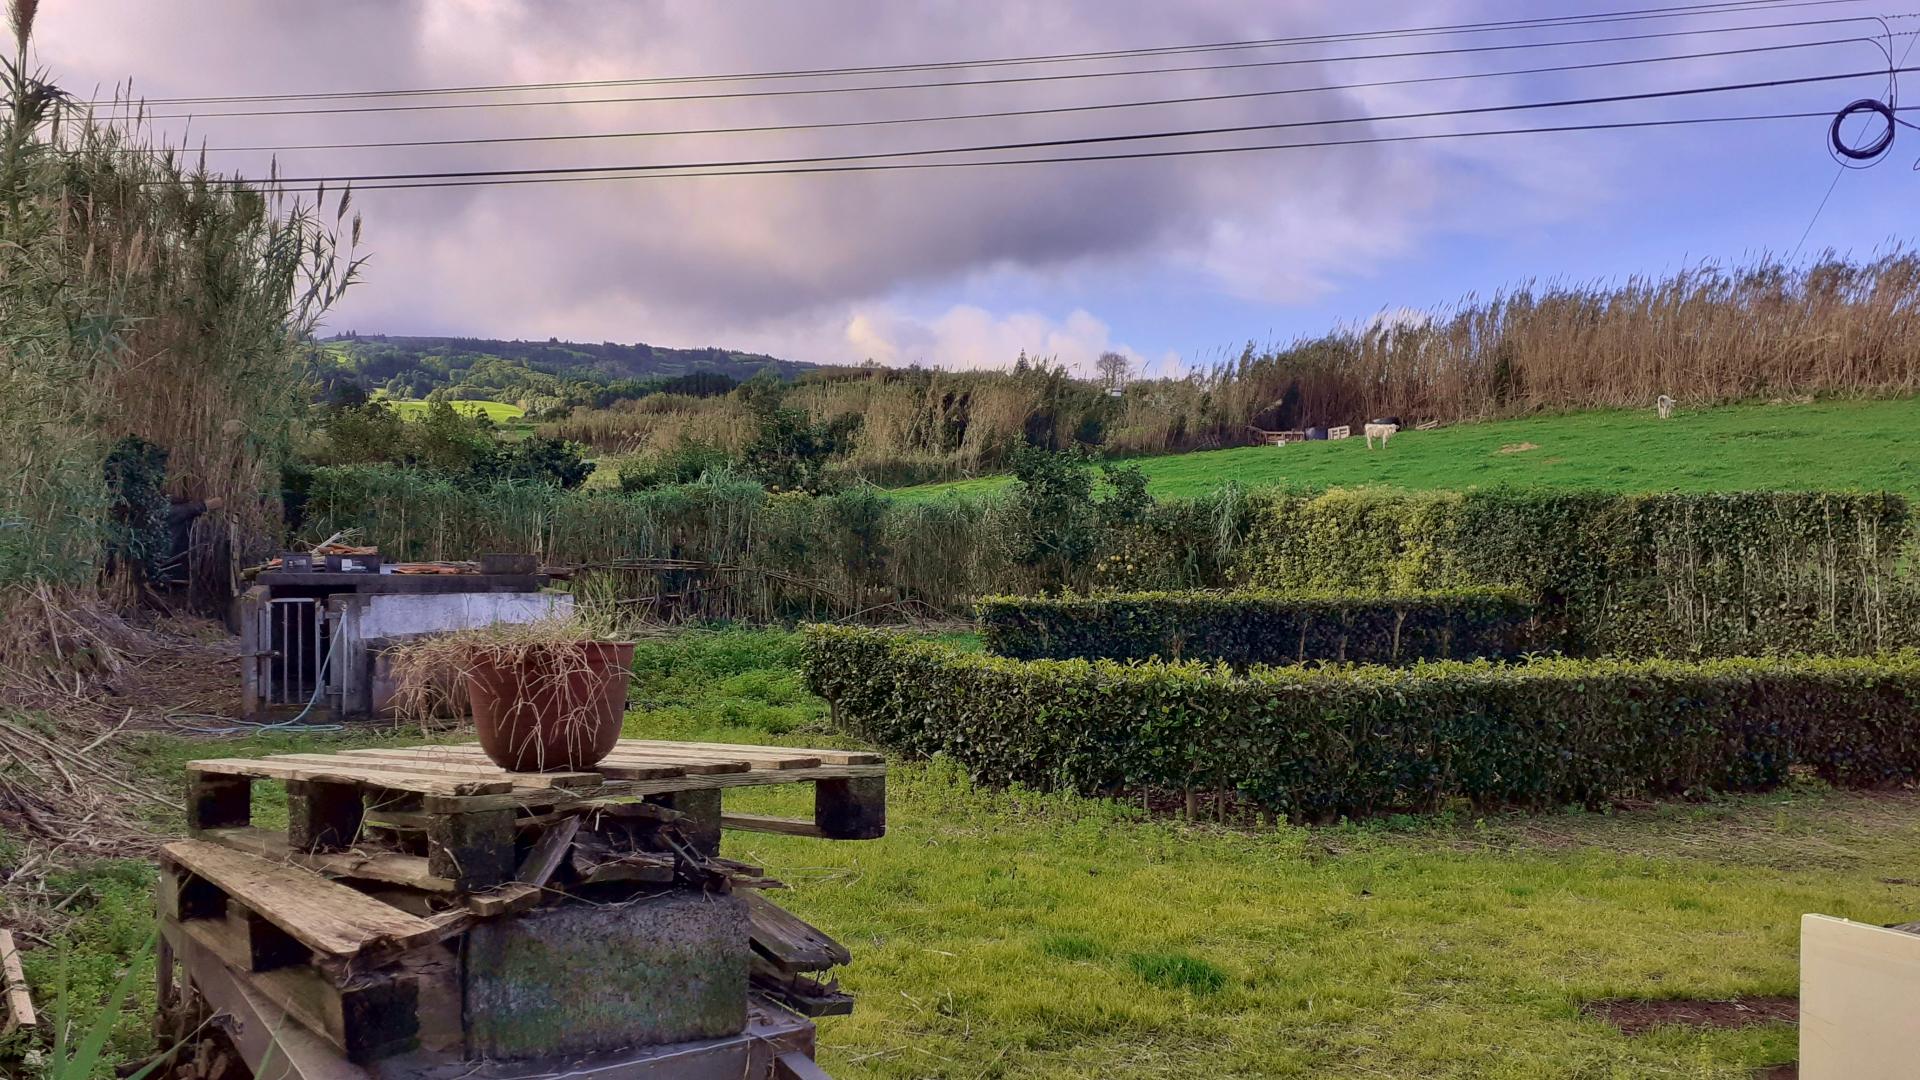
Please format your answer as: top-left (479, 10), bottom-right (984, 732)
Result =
top-left (804, 625), bottom-right (1920, 818)
top-left (977, 589), bottom-right (1540, 666)
top-left (1234, 489), bottom-right (1918, 658)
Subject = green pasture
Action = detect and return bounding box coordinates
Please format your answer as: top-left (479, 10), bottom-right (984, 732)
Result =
top-left (888, 397), bottom-right (1920, 502)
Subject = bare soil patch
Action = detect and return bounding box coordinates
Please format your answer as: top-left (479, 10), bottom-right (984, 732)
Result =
top-left (1583, 996), bottom-right (1797, 1035)
top-left (1497, 441), bottom-right (1541, 453)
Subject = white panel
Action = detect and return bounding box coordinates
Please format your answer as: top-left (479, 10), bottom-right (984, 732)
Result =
top-left (1800, 913), bottom-right (1920, 1079)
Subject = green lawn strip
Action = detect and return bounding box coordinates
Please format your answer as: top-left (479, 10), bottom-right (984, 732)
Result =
top-left (15, 627), bottom-right (1914, 1078)
top-left (885, 397), bottom-right (1920, 503)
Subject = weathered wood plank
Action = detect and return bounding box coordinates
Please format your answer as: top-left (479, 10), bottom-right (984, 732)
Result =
top-left (621, 738), bottom-right (883, 766)
top-left (744, 892), bottom-right (850, 971)
top-left (200, 827), bottom-right (455, 893)
top-left (0, 930), bottom-right (33, 1032)
top-left (721, 813), bottom-right (827, 838)
top-left (625, 734), bottom-right (887, 760)
top-left (161, 839), bottom-right (439, 958)
top-left (274, 753), bottom-right (603, 790)
top-left (421, 763), bottom-right (889, 813)
top-left (615, 747), bottom-right (818, 770)
top-left (189, 758), bottom-right (511, 797)
top-left (515, 816), bottom-right (579, 888)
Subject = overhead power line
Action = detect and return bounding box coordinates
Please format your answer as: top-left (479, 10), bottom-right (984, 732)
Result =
top-left (166, 33), bottom-right (1906, 155)
top-left (338, 109), bottom-right (1920, 192)
top-left (189, 65), bottom-right (1914, 187)
top-left (102, 9), bottom-right (1899, 120)
top-left (95, 0), bottom-right (1870, 106)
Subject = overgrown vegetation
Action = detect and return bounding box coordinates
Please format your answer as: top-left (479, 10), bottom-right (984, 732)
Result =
top-left (314, 332), bottom-right (797, 417)
top-left (807, 626), bottom-right (1920, 820)
top-left (544, 253), bottom-right (1920, 486)
top-left (979, 588), bottom-right (1538, 666)
top-left (0, 2), bottom-right (357, 616)
top-left (310, 391), bottom-right (591, 490)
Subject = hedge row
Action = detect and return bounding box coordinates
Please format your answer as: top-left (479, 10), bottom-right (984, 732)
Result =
top-left (977, 588), bottom-right (1540, 666)
top-left (1234, 489), bottom-right (1918, 658)
top-left (803, 625), bottom-right (1920, 818)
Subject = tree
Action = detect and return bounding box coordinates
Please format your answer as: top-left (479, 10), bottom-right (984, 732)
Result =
top-left (1004, 447), bottom-right (1152, 591)
top-left (1096, 351), bottom-right (1133, 393)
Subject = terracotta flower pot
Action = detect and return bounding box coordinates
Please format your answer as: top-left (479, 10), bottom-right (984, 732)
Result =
top-left (467, 641), bottom-right (635, 772)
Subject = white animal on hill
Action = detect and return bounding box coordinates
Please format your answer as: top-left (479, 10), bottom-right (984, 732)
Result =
top-left (1656, 394), bottom-right (1675, 419)
top-left (1364, 422), bottom-right (1398, 449)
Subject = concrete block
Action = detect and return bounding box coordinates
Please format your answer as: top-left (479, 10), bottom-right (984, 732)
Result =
top-left (465, 891), bottom-right (749, 1059)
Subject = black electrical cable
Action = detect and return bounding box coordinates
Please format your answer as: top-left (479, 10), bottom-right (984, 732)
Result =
top-left (335, 108), bottom-right (1918, 192)
top-left (91, 0), bottom-right (1866, 106)
top-left (162, 33), bottom-right (1906, 156)
top-left (184, 65), bottom-right (1913, 188)
top-left (1830, 96), bottom-right (1898, 156)
top-left (99, 13), bottom-right (1906, 121)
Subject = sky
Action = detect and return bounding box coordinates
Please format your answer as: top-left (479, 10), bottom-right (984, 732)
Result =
top-left (31, 0), bottom-right (1920, 376)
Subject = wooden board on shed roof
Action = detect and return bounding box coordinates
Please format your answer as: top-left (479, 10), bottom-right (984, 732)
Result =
top-left (161, 839), bottom-right (440, 957)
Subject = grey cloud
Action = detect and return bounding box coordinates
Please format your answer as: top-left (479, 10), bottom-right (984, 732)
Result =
top-left (33, 1), bottom-right (1456, 354)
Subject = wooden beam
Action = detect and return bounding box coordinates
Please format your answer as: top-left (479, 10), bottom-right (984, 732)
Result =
top-left (200, 827), bottom-right (456, 893)
top-left (744, 892), bottom-right (850, 971)
top-left (287, 780), bottom-right (365, 853)
top-left (421, 763), bottom-right (889, 813)
top-left (621, 738), bottom-right (884, 766)
top-left (515, 816), bottom-right (579, 888)
top-left (190, 758), bottom-right (511, 797)
top-left (159, 915), bottom-right (418, 1067)
top-left (721, 813), bottom-right (827, 839)
top-left (187, 772), bottom-right (252, 832)
top-left (273, 753), bottom-right (602, 790)
top-left (815, 775), bottom-right (887, 840)
top-left (426, 808), bottom-right (515, 891)
top-left (0, 930), bottom-right (34, 1033)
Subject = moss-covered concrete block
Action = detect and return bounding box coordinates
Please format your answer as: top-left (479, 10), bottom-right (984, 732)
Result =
top-left (464, 891), bottom-right (748, 1058)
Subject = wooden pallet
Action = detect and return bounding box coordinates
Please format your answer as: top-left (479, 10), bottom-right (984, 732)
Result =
top-left (187, 739), bottom-right (887, 891)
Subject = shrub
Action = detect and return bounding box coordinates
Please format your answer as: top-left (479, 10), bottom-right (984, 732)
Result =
top-left (803, 626), bottom-right (1920, 819)
top-left (1236, 489), bottom-right (1919, 658)
top-left (978, 588), bottom-right (1540, 666)
top-left (617, 443), bottom-right (732, 491)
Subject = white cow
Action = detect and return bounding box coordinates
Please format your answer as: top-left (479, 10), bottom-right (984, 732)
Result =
top-left (1364, 422), bottom-right (1398, 449)
top-left (1656, 394), bottom-right (1675, 420)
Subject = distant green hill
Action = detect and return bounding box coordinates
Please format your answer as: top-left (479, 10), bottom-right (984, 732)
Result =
top-left (316, 333), bottom-right (814, 414)
top-left (887, 398), bottom-right (1920, 501)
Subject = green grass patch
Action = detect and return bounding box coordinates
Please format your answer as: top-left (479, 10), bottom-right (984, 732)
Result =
top-left (1126, 951), bottom-right (1228, 995)
top-left (887, 398), bottom-right (1920, 502)
top-left (18, 626), bottom-right (1912, 1077)
top-left (380, 397), bottom-right (526, 423)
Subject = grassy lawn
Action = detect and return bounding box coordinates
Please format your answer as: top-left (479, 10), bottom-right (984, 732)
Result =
top-left (888, 397), bottom-right (1920, 502)
top-left (16, 628), bottom-right (1917, 1077)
